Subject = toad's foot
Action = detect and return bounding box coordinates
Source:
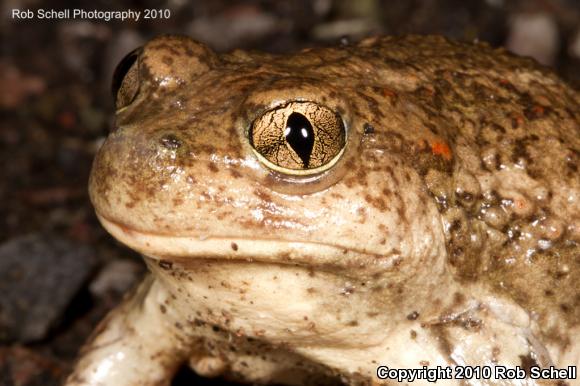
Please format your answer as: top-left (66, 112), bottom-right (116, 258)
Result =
top-left (65, 275), bottom-right (189, 386)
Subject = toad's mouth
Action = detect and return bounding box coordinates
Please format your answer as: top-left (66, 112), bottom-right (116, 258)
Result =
top-left (96, 213), bottom-right (395, 271)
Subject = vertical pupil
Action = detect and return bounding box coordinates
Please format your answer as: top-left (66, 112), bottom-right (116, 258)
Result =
top-left (285, 112), bottom-right (314, 168)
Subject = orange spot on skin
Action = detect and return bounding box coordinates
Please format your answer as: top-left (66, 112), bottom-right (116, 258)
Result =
top-left (511, 113), bottom-right (525, 127)
top-left (532, 105), bottom-right (545, 116)
top-left (382, 88), bottom-right (397, 98)
top-left (118, 223), bottom-right (134, 235)
top-left (515, 198), bottom-right (527, 210)
top-left (422, 87), bottom-right (435, 97)
top-left (430, 140), bottom-right (452, 161)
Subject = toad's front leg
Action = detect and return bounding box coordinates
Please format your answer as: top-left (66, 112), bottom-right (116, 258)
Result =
top-left (65, 275), bottom-right (190, 386)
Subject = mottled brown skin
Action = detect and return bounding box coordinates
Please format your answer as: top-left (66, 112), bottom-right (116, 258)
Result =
top-left (69, 35), bottom-right (579, 386)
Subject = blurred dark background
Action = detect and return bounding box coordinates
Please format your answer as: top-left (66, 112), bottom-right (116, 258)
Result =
top-left (1, 0), bottom-right (579, 385)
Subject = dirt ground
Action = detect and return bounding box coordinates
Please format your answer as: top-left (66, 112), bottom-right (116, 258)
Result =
top-left (1, 0), bottom-right (579, 385)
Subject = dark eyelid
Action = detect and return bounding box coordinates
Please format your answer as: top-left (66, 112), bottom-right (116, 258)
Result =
top-left (112, 46), bottom-right (143, 98)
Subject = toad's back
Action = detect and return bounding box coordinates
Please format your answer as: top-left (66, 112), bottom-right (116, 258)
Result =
top-left (391, 36), bottom-right (579, 330)
top-left (354, 36), bottom-right (580, 357)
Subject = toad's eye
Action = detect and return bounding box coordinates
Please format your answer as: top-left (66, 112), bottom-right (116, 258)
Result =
top-left (249, 101), bottom-right (346, 175)
top-left (112, 47), bottom-right (142, 110)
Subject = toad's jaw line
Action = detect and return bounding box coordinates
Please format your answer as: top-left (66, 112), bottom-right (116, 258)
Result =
top-left (96, 212), bottom-right (393, 270)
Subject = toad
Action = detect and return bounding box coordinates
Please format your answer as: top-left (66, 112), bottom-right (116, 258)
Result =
top-left (66, 35), bottom-right (579, 385)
